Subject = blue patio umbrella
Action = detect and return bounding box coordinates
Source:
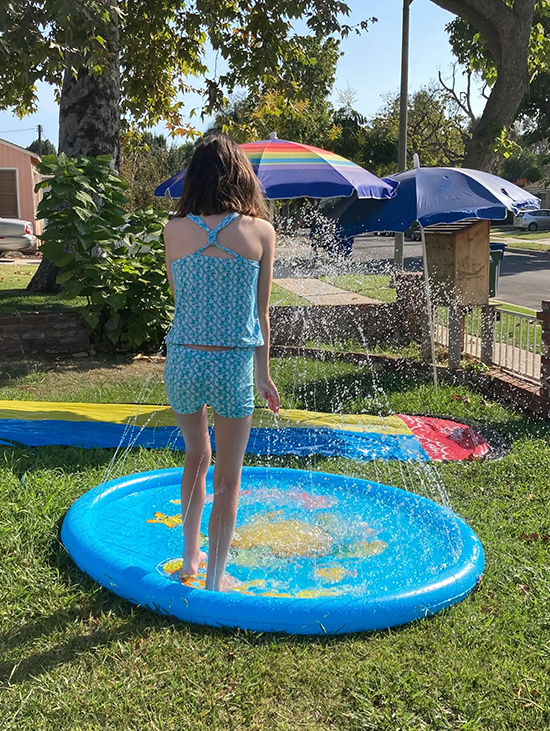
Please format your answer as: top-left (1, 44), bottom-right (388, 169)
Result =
top-left (329, 167), bottom-right (540, 390)
top-left (332, 167), bottom-right (540, 236)
top-left (154, 134), bottom-right (398, 201)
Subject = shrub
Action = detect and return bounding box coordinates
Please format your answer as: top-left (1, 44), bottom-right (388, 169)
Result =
top-left (36, 153), bottom-right (172, 349)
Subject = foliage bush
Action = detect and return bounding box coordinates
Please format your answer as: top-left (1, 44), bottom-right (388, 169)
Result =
top-left (36, 153), bottom-right (172, 349)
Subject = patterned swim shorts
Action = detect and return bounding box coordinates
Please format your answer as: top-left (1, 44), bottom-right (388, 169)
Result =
top-left (164, 345), bottom-right (255, 420)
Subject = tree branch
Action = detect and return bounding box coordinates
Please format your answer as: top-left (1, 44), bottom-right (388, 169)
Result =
top-left (438, 65), bottom-right (476, 126)
top-left (430, 0), bottom-right (513, 63)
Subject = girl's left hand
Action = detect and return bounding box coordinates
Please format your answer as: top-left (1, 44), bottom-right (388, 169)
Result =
top-left (255, 376), bottom-right (280, 414)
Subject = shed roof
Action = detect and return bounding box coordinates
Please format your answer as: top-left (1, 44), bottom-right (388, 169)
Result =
top-left (0, 137), bottom-right (41, 164)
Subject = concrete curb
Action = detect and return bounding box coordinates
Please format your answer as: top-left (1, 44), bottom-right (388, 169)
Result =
top-left (503, 246), bottom-right (550, 257)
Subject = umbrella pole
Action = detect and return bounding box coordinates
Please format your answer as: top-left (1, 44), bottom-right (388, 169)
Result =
top-left (269, 199), bottom-right (275, 222)
top-left (420, 225), bottom-right (438, 390)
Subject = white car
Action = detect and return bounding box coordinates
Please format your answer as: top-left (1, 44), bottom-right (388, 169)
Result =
top-left (513, 209), bottom-right (548, 231)
top-left (0, 217), bottom-right (37, 252)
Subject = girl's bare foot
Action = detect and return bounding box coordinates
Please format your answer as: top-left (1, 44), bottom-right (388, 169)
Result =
top-left (220, 573), bottom-right (240, 592)
top-left (206, 571), bottom-right (240, 592)
top-left (182, 550), bottom-right (207, 577)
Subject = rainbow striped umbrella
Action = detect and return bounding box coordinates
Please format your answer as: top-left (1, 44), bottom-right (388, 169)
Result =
top-left (154, 134), bottom-right (397, 201)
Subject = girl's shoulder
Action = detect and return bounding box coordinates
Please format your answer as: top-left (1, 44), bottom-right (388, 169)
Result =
top-left (164, 215), bottom-right (192, 233)
top-left (239, 215), bottom-right (275, 240)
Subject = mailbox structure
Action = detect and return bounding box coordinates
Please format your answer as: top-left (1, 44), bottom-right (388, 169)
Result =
top-left (423, 219), bottom-right (493, 368)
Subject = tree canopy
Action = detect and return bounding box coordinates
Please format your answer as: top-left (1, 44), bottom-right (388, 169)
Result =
top-left (434, 0), bottom-right (549, 169)
top-left (208, 35), bottom-right (342, 146)
top-left (27, 138), bottom-right (57, 156)
top-left (331, 86), bottom-right (469, 177)
top-left (119, 133), bottom-right (193, 211)
top-left (0, 0), bottom-right (370, 291)
top-left (0, 0), bottom-right (369, 139)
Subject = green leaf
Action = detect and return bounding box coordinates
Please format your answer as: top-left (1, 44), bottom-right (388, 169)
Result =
top-left (105, 313), bottom-right (121, 331)
top-left (39, 241), bottom-right (64, 260)
top-left (56, 270), bottom-right (77, 284)
top-left (73, 207), bottom-right (93, 221)
top-left (81, 311), bottom-right (100, 329)
top-left (74, 190), bottom-right (96, 207)
top-left (64, 279), bottom-right (85, 296)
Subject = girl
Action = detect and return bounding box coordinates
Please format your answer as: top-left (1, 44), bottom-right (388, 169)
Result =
top-left (163, 135), bottom-right (280, 592)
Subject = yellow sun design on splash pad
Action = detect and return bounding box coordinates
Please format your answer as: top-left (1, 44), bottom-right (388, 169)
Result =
top-left (148, 487), bottom-right (389, 600)
top-left (231, 513), bottom-right (333, 558)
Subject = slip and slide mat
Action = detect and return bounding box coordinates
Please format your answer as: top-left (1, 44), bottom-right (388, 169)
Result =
top-left (1, 399), bottom-right (493, 633)
top-left (0, 400), bottom-right (503, 462)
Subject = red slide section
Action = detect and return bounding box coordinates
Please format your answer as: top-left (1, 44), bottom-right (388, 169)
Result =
top-left (397, 415), bottom-right (490, 462)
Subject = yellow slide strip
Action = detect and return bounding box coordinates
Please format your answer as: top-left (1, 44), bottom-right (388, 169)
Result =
top-left (0, 400), bottom-right (412, 436)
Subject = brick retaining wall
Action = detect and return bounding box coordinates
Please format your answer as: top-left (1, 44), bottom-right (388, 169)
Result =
top-left (0, 311), bottom-right (90, 356)
top-left (0, 303), bottom-right (403, 358)
top-left (269, 303), bottom-right (401, 347)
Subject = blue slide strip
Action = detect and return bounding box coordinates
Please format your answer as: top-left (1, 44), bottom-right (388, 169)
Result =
top-left (0, 418), bottom-right (430, 462)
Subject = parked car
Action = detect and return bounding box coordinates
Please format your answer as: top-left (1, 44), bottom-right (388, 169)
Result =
top-left (0, 217), bottom-right (37, 253)
top-left (513, 208), bottom-right (548, 231)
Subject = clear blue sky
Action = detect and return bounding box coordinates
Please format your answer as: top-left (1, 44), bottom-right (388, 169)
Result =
top-left (0, 0), bottom-right (481, 150)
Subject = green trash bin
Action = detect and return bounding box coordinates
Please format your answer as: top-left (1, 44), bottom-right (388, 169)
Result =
top-left (489, 242), bottom-right (506, 297)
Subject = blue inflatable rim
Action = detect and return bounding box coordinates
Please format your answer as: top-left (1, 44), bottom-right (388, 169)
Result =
top-left (61, 466), bottom-right (485, 635)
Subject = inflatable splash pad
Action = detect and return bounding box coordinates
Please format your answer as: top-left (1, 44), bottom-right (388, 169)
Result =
top-left (61, 466), bottom-right (484, 634)
top-left (0, 400), bottom-right (498, 462)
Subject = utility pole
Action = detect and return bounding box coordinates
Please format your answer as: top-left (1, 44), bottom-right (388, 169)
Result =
top-left (37, 124), bottom-right (42, 156)
top-left (394, 0), bottom-right (413, 269)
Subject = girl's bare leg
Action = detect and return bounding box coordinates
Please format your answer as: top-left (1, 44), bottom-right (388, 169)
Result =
top-left (174, 407), bottom-right (212, 575)
top-left (206, 412), bottom-right (252, 592)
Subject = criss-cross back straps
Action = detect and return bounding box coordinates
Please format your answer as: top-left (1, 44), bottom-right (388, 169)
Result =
top-left (187, 212), bottom-right (242, 257)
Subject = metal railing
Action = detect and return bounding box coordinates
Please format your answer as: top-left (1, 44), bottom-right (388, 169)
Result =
top-left (492, 307), bottom-right (541, 383)
top-left (433, 305), bottom-right (542, 383)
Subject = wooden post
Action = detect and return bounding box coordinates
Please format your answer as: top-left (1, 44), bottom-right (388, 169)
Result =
top-left (481, 304), bottom-right (496, 367)
top-left (448, 298), bottom-right (462, 368)
top-left (538, 300), bottom-right (550, 399)
top-left (420, 225), bottom-right (438, 389)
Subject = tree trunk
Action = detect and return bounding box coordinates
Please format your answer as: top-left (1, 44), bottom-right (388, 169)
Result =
top-left (27, 0), bottom-right (120, 293)
top-left (432, 0), bottom-right (535, 171)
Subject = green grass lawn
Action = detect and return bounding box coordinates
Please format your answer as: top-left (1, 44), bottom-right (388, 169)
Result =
top-left (0, 266), bottom-right (88, 314)
top-left (269, 283), bottom-right (311, 306)
top-left (498, 239), bottom-right (550, 252)
top-left (0, 269), bottom-right (308, 313)
top-left (491, 301), bottom-right (537, 317)
top-left (1, 354), bottom-right (549, 730)
top-left (491, 227), bottom-right (550, 250)
top-left (319, 275), bottom-right (396, 303)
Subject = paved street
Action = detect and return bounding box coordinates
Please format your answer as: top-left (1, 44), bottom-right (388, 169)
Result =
top-left (2, 234), bottom-right (547, 311)
top-left (353, 234), bottom-right (422, 268)
top-left (353, 235), bottom-right (549, 311)
top-left (494, 249), bottom-right (550, 311)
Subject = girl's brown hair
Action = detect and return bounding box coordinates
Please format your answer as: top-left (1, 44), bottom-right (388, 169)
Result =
top-left (175, 134), bottom-right (268, 219)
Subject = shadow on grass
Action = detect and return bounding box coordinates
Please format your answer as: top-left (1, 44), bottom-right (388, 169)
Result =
top-left (0, 353), bottom-right (142, 381)
top-left (3, 523), bottom-right (447, 687)
top-left (0, 445), bottom-right (124, 481)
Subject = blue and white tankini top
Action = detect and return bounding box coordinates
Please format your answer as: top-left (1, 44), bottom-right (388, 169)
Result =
top-left (165, 212), bottom-right (264, 348)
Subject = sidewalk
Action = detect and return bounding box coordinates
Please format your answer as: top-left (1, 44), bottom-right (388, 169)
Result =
top-left (490, 234), bottom-right (550, 253)
top-left (273, 277), bottom-right (382, 305)
top-left (0, 258), bottom-right (40, 265)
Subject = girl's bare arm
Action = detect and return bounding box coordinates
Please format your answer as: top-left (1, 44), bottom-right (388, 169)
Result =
top-left (255, 222), bottom-right (279, 413)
